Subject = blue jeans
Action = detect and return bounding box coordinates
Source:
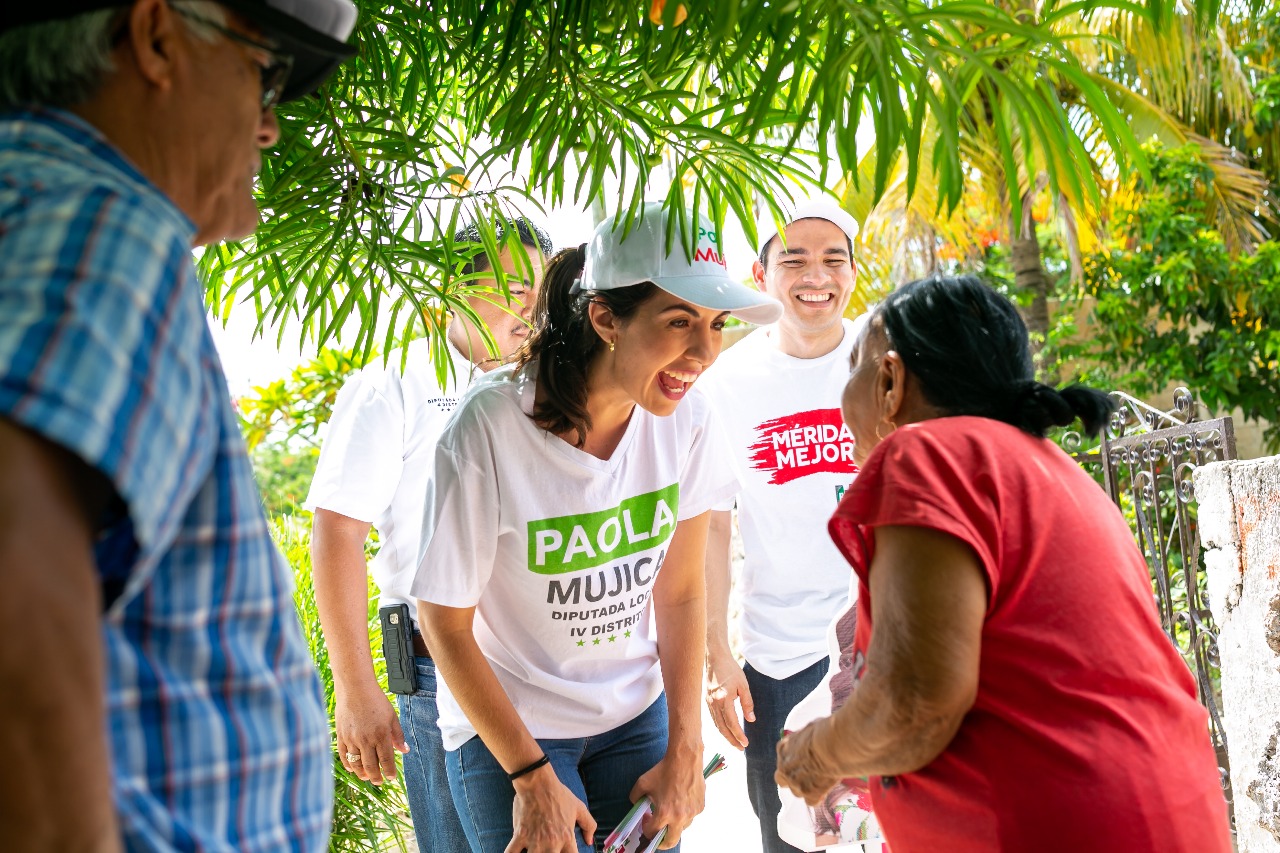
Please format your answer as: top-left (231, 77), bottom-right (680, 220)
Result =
top-left (744, 659), bottom-right (830, 853)
top-left (445, 695), bottom-right (676, 853)
top-left (397, 656), bottom-right (470, 853)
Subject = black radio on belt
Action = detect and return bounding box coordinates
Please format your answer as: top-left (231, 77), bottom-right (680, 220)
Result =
top-left (378, 603), bottom-right (416, 695)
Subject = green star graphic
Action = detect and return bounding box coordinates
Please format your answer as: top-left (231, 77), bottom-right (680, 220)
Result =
top-left (576, 640), bottom-right (585, 647)
top-left (608, 635), bottom-right (617, 642)
top-left (624, 630), bottom-right (632, 638)
top-left (593, 638), bottom-right (601, 646)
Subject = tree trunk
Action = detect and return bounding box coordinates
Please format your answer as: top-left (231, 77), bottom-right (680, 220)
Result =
top-left (1008, 210), bottom-right (1052, 377)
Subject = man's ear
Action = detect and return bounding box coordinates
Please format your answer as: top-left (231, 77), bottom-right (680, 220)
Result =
top-left (751, 258), bottom-right (767, 289)
top-left (123, 0), bottom-right (184, 94)
top-left (586, 300), bottom-right (618, 347)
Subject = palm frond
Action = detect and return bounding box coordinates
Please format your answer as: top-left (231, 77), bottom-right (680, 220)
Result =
top-left (205, 0), bottom-right (1160, 355)
top-left (1091, 71), bottom-right (1270, 251)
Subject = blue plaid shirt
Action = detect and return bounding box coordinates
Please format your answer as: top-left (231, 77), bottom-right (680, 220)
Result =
top-left (0, 109), bottom-right (330, 851)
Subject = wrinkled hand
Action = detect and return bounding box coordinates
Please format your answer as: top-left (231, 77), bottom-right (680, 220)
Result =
top-left (775, 717), bottom-right (845, 807)
top-left (508, 766), bottom-right (596, 853)
top-left (630, 750), bottom-right (705, 849)
top-left (705, 651), bottom-right (754, 749)
top-left (335, 683), bottom-right (408, 786)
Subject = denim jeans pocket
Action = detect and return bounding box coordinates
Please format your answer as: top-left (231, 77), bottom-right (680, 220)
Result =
top-left (410, 657), bottom-right (438, 699)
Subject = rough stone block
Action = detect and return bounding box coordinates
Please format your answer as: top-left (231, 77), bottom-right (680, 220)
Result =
top-left (1197, 456), bottom-right (1280, 852)
top-left (1196, 461), bottom-right (1243, 613)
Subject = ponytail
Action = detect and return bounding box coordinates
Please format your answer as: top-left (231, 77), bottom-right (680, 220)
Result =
top-left (515, 245), bottom-right (659, 446)
top-left (877, 275), bottom-right (1116, 439)
top-left (1002, 381), bottom-right (1115, 438)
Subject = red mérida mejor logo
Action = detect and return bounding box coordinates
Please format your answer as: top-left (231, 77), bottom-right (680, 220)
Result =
top-left (747, 408), bottom-right (857, 485)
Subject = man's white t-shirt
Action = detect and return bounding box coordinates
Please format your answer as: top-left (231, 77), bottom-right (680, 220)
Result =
top-left (411, 365), bottom-right (738, 750)
top-left (698, 318), bottom-right (862, 680)
top-left (305, 338), bottom-right (477, 610)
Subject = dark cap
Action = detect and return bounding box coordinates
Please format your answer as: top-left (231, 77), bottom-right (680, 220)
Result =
top-left (1, 0), bottom-right (358, 102)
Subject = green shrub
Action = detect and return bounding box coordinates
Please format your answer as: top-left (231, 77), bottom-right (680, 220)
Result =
top-left (275, 516), bottom-right (413, 852)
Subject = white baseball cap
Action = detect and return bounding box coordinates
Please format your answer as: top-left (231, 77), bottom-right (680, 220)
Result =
top-left (582, 203), bottom-right (783, 325)
top-left (756, 199), bottom-right (860, 255)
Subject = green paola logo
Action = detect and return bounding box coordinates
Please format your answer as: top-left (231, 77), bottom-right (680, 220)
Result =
top-left (698, 225), bottom-right (718, 243)
top-left (527, 485), bottom-right (679, 575)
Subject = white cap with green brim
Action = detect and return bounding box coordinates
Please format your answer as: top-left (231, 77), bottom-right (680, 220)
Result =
top-left (755, 199), bottom-right (860, 255)
top-left (581, 203), bottom-right (783, 326)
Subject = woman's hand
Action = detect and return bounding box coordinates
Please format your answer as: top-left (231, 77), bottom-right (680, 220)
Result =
top-left (629, 748), bottom-right (705, 849)
top-left (775, 717), bottom-right (845, 807)
top-left (507, 764), bottom-right (595, 853)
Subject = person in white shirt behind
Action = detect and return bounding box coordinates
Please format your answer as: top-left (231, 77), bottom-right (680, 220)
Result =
top-left (306, 217), bottom-right (551, 853)
top-left (699, 200), bottom-right (863, 853)
top-left (413, 204), bottom-right (782, 853)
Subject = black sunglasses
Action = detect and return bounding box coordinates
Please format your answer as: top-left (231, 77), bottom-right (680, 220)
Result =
top-left (172, 8), bottom-right (295, 110)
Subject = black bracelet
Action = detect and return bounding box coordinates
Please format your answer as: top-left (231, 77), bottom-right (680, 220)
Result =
top-left (507, 754), bottom-right (551, 781)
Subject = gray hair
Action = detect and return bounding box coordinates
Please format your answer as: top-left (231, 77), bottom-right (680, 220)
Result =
top-left (0, 1), bottom-right (227, 111)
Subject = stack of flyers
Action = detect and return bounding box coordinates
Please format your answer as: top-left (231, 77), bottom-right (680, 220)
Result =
top-left (601, 754), bottom-right (727, 853)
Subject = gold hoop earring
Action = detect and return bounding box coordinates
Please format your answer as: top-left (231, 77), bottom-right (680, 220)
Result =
top-left (874, 419), bottom-right (897, 441)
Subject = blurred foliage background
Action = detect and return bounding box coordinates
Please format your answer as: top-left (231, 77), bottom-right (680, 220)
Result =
top-left (279, 518), bottom-right (412, 850)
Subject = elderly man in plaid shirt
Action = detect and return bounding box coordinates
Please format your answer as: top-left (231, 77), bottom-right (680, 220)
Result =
top-left (0, 1), bottom-right (356, 849)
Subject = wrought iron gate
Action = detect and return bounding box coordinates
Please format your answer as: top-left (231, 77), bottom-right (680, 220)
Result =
top-left (1059, 387), bottom-right (1237, 827)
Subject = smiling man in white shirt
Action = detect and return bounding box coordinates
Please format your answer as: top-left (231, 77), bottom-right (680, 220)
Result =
top-left (699, 200), bottom-right (864, 853)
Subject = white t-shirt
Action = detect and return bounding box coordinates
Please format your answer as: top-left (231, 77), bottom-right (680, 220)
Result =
top-left (305, 338), bottom-right (477, 610)
top-left (698, 318), bottom-right (862, 679)
top-left (411, 365), bottom-right (739, 750)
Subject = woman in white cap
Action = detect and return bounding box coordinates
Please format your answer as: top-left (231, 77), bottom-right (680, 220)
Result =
top-left (412, 203), bottom-right (782, 853)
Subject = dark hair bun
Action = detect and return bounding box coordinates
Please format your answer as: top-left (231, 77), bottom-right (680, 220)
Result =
top-left (1059, 385), bottom-right (1115, 437)
top-left (1008, 381), bottom-right (1113, 437)
top-left (1008, 381), bottom-right (1073, 435)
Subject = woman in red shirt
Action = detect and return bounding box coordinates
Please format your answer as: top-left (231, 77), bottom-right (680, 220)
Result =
top-left (775, 275), bottom-right (1232, 852)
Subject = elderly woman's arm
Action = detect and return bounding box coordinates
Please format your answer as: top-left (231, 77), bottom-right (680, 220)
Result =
top-left (775, 525), bottom-right (987, 803)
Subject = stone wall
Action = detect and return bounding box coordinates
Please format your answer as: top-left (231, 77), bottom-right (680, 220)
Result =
top-left (1196, 456), bottom-right (1280, 851)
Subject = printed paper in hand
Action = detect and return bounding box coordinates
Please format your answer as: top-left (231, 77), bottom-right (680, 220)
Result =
top-left (602, 754), bottom-right (726, 853)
